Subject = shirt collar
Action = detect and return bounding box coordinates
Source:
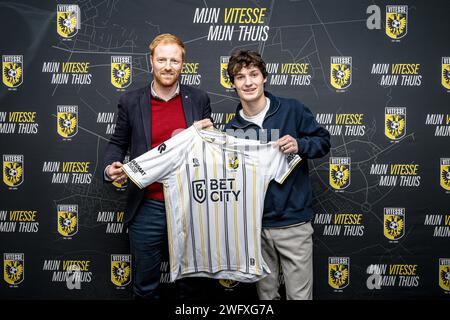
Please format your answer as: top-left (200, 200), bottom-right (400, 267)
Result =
top-left (150, 81), bottom-right (180, 102)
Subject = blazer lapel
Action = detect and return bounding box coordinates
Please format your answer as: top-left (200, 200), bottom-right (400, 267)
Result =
top-left (180, 86), bottom-right (194, 126)
top-left (140, 86), bottom-right (151, 149)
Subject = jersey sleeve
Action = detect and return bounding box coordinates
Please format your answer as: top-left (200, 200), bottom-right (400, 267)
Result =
top-left (122, 126), bottom-right (194, 189)
top-left (264, 142), bottom-right (302, 184)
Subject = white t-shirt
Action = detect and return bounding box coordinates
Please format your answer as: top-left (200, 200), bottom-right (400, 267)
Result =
top-left (239, 97), bottom-right (270, 128)
top-left (122, 125), bottom-right (301, 282)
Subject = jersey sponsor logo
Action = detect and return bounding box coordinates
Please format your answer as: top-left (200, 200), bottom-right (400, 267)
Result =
top-left (441, 158), bottom-right (450, 191)
top-left (329, 157), bottom-right (350, 190)
top-left (328, 257), bottom-right (350, 289)
top-left (2, 55), bottom-right (23, 88)
top-left (192, 179), bottom-right (207, 203)
top-left (220, 56), bottom-right (232, 89)
top-left (111, 254), bottom-right (131, 287)
top-left (57, 4), bottom-right (80, 38)
top-left (3, 253), bottom-right (24, 285)
top-left (330, 56), bottom-right (352, 90)
top-left (386, 5), bottom-right (407, 40)
top-left (57, 204), bottom-right (78, 237)
top-left (3, 154), bottom-right (24, 188)
top-left (385, 107), bottom-right (406, 140)
top-left (384, 208), bottom-right (405, 240)
top-left (439, 258), bottom-right (450, 291)
top-left (111, 56), bottom-right (132, 89)
top-left (57, 105), bottom-right (78, 138)
top-left (442, 57), bottom-right (450, 90)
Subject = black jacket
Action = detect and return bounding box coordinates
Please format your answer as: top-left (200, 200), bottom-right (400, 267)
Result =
top-left (103, 84), bottom-right (211, 224)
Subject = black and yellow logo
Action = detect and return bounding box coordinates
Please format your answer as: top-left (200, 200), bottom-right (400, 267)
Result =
top-left (57, 204), bottom-right (78, 237)
top-left (111, 56), bottom-right (132, 89)
top-left (112, 178), bottom-right (128, 190)
top-left (220, 56), bottom-right (232, 89)
top-left (3, 253), bottom-right (24, 285)
top-left (111, 254), bottom-right (131, 287)
top-left (57, 105), bottom-right (78, 138)
top-left (440, 158), bottom-right (450, 191)
top-left (330, 56), bottom-right (351, 90)
top-left (385, 107), bottom-right (406, 140)
top-left (384, 208), bottom-right (405, 240)
top-left (442, 57), bottom-right (450, 90)
top-left (386, 5), bottom-right (408, 40)
top-left (227, 152), bottom-right (239, 170)
top-left (3, 154), bottom-right (24, 187)
top-left (328, 257), bottom-right (349, 289)
top-left (439, 258), bottom-right (450, 291)
top-left (329, 157), bottom-right (350, 190)
top-left (219, 279), bottom-right (239, 289)
top-left (2, 55), bottom-right (23, 88)
top-left (57, 4), bottom-right (80, 38)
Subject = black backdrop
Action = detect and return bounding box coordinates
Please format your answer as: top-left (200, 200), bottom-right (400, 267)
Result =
top-left (1, 0), bottom-right (449, 300)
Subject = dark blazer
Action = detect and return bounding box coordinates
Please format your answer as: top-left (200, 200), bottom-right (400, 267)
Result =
top-left (103, 84), bottom-right (211, 224)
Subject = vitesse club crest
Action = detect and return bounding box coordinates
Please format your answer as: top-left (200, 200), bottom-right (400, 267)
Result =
top-left (3, 253), bottom-right (24, 285)
top-left (441, 57), bottom-right (450, 90)
top-left (3, 154), bottom-right (24, 188)
top-left (439, 258), bottom-right (450, 291)
top-left (57, 4), bottom-right (80, 38)
top-left (328, 257), bottom-right (350, 289)
top-left (386, 5), bottom-right (408, 40)
top-left (111, 254), bottom-right (131, 287)
top-left (220, 56), bottom-right (233, 89)
top-left (57, 105), bottom-right (78, 138)
top-left (384, 208), bottom-right (405, 240)
top-left (111, 56), bottom-right (132, 89)
top-left (57, 204), bottom-right (78, 237)
top-left (227, 152), bottom-right (239, 170)
top-left (385, 107), bottom-right (406, 140)
top-left (219, 279), bottom-right (239, 289)
top-left (440, 158), bottom-right (450, 191)
top-left (330, 56), bottom-right (352, 90)
top-left (2, 55), bottom-right (23, 88)
top-left (329, 157), bottom-right (350, 190)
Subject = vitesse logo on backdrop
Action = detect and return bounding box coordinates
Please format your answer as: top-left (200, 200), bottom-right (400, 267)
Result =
top-left (111, 254), bottom-right (131, 287)
top-left (442, 57), bottom-right (450, 90)
top-left (2, 55), bottom-right (23, 88)
top-left (440, 158), bottom-right (450, 191)
top-left (220, 56), bottom-right (232, 89)
top-left (439, 258), bottom-right (450, 291)
top-left (57, 105), bottom-right (78, 138)
top-left (57, 204), bottom-right (78, 237)
top-left (330, 56), bottom-right (352, 90)
top-left (328, 257), bottom-right (349, 289)
top-left (385, 107), bottom-right (406, 140)
top-left (3, 154), bottom-right (24, 188)
top-left (384, 208), bottom-right (405, 241)
top-left (57, 4), bottom-right (80, 38)
top-left (111, 56), bottom-right (132, 89)
top-left (386, 5), bottom-right (408, 40)
top-left (3, 253), bottom-right (24, 285)
top-left (329, 157), bottom-right (350, 190)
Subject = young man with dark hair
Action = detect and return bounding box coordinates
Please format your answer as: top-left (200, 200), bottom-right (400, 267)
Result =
top-left (225, 50), bottom-right (330, 300)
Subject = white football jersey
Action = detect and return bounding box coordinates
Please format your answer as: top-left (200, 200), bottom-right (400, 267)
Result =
top-left (122, 125), bottom-right (301, 282)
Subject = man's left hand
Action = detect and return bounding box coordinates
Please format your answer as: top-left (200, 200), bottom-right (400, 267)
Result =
top-left (277, 135), bottom-right (299, 154)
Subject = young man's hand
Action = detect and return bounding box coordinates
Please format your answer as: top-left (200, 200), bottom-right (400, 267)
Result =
top-left (277, 135), bottom-right (299, 154)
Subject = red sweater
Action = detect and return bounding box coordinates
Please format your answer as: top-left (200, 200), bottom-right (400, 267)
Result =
top-left (145, 95), bottom-right (187, 200)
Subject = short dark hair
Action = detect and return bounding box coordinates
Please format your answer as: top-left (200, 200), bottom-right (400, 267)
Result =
top-left (227, 50), bottom-right (268, 84)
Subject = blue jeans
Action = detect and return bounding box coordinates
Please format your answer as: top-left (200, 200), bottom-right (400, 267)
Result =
top-left (128, 198), bottom-right (167, 299)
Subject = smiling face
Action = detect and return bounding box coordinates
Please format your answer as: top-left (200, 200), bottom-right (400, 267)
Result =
top-left (150, 42), bottom-right (183, 89)
top-left (232, 65), bottom-right (267, 107)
